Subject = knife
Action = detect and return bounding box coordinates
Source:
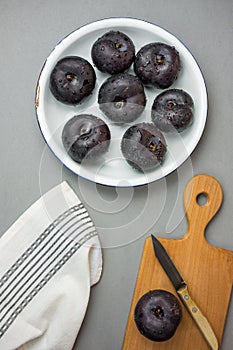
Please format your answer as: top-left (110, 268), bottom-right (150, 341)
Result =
top-left (151, 234), bottom-right (218, 350)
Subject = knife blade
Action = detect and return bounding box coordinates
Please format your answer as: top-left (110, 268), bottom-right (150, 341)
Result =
top-left (151, 234), bottom-right (218, 350)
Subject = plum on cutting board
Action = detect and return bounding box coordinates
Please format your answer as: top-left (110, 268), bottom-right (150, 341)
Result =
top-left (134, 289), bottom-right (182, 342)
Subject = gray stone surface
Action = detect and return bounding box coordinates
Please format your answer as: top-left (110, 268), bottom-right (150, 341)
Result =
top-left (0, 1), bottom-right (232, 349)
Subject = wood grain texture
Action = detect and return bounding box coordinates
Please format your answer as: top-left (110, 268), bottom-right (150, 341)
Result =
top-left (122, 174), bottom-right (233, 350)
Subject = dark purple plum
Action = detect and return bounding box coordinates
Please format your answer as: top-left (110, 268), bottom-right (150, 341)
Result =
top-left (98, 73), bottom-right (146, 123)
top-left (91, 30), bottom-right (135, 74)
top-left (50, 56), bottom-right (96, 105)
top-left (134, 43), bottom-right (181, 88)
top-left (62, 114), bottom-right (110, 163)
top-left (151, 89), bottom-right (194, 133)
top-left (134, 290), bottom-right (182, 342)
top-left (121, 122), bottom-right (167, 171)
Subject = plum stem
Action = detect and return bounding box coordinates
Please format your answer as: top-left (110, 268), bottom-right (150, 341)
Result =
top-left (151, 306), bottom-right (164, 318)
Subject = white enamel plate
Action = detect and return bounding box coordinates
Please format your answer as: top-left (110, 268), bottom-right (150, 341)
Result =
top-left (36, 18), bottom-right (207, 187)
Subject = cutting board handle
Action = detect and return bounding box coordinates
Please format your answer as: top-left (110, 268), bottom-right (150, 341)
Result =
top-left (183, 174), bottom-right (223, 239)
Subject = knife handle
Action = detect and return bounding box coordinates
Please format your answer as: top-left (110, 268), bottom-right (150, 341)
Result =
top-left (177, 286), bottom-right (218, 350)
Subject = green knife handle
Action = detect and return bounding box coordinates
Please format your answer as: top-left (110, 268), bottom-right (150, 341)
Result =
top-left (177, 285), bottom-right (218, 350)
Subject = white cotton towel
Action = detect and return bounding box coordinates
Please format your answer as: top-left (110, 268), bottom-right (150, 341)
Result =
top-left (0, 181), bottom-right (102, 350)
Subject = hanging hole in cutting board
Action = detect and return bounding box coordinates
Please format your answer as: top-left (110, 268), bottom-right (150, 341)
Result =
top-left (196, 192), bottom-right (208, 206)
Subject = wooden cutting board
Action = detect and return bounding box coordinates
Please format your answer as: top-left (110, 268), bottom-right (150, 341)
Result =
top-left (122, 174), bottom-right (233, 350)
